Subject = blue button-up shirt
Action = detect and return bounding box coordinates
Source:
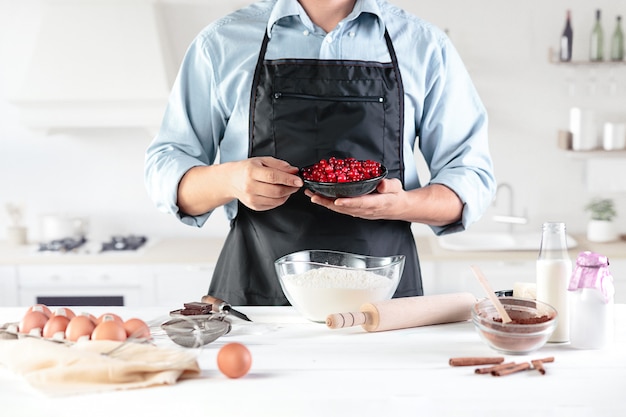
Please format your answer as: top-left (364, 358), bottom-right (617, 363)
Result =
top-left (145, 0), bottom-right (496, 235)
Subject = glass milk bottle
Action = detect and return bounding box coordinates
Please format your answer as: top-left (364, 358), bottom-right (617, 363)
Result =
top-left (568, 252), bottom-right (615, 349)
top-left (536, 222), bottom-right (571, 342)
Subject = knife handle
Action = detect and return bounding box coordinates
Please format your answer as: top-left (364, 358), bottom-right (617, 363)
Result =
top-left (201, 295), bottom-right (227, 312)
top-left (201, 295), bottom-right (252, 321)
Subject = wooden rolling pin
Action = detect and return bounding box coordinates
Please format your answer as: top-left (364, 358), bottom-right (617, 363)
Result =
top-left (326, 292), bottom-right (476, 332)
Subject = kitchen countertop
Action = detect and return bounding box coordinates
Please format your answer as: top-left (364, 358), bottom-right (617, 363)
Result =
top-left (0, 238), bottom-right (226, 265)
top-left (1, 234), bottom-right (625, 266)
top-left (0, 305), bottom-right (624, 417)
top-left (421, 233), bottom-right (626, 262)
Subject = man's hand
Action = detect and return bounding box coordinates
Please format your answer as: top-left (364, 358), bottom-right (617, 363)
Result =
top-left (231, 157), bottom-right (303, 211)
top-left (304, 178), bottom-right (405, 220)
top-left (177, 157), bottom-right (303, 215)
top-left (304, 179), bottom-right (463, 226)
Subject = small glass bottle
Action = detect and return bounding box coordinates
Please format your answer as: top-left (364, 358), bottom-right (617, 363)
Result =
top-left (536, 222), bottom-right (571, 343)
top-left (568, 252), bottom-right (615, 349)
top-left (590, 9), bottom-right (604, 61)
top-left (611, 15), bottom-right (624, 61)
top-left (560, 10), bottom-right (573, 62)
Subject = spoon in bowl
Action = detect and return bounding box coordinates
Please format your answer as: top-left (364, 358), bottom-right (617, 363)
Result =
top-left (470, 265), bottom-right (512, 324)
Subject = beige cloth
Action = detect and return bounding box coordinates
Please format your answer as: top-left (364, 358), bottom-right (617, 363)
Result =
top-left (0, 337), bottom-right (200, 396)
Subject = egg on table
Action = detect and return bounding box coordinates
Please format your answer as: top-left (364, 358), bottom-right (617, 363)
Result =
top-left (217, 342), bottom-right (252, 379)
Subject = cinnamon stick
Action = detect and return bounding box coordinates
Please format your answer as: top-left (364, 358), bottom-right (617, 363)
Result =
top-left (492, 362), bottom-right (530, 376)
top-left (532, 356), bottom-right (555, 364)
top-left (531, 360), bottom-right (546, 375)
top-left (530, 357), bottom-right (554, 375)
top-left (449, 357), bottom-right (505, 367)
top-left (475, 362), bottom-right (516, 374)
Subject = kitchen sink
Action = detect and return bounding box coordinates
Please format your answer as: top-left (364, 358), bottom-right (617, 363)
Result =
top-left (438, 232), bottom-right (578, 252)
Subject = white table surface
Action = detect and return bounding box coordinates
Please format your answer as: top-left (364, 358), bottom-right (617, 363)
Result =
top-left (1, 305), bottom-right (624, 417)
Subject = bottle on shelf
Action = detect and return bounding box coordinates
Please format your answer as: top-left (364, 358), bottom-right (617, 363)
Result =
top-left (611, 15), bottom-right (624, 61)
top-left (590, 9), bottom-right (604, 61)
top-left (536, 222), bottom-right (572, 343)
top-left (560, 10), bottom-right (573, 62)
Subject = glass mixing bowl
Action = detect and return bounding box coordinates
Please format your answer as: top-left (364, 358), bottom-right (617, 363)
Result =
top-left (275, 250), bottom-right (404, 322)
top-left (472, 297), bottom-right (558, 355)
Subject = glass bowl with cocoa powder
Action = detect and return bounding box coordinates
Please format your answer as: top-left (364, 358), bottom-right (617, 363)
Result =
top-left (472, 297), bottom-right (558, 355)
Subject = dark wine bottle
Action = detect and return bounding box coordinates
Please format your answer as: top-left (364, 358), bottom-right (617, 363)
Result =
top-left (560, 10), bottom-right (573, 62)
top-left (611, 16), bottom-right (624, 61)
top-left (590, 9), bottom-right (604, 61)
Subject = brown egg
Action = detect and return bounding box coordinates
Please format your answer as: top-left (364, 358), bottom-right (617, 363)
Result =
top-left (53, 307), bottom-right (76, 319)
top-left (79, 312), bottom-right (98, 324)
top-left (26, 304), bottom-right (52, 318)
top-left (96, 313), bottom-right (124, 325)
top-left (217, 343), bottom-right (252, 379)
top-left (65, 315), bottom-right (96, 342)
top-left (123, 318), bottom-right (151, 339)
top-left (19, 310), bottom-right (49, 335)
top-left (43, 315), bottom-right (71, 339)
top-left (92, 320), bottom-right (127, 341)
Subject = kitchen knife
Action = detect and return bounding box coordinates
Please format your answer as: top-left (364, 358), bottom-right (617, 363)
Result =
top-left (201, 295), bottom-right (252, 322)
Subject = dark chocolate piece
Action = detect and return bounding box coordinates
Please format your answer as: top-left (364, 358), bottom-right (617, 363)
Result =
top-left (183, 302), bottom-right (213, 311)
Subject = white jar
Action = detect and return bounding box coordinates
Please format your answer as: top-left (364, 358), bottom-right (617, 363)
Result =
top-left (602, 122), bottom-right (626, 151)
top-left (569, 107), bottom-right (598, 151)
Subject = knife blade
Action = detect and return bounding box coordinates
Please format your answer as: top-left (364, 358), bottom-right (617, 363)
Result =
top-left (201, 295), bottom-right (252, 322)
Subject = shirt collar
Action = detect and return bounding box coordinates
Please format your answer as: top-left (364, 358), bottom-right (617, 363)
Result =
top-left (267, 0), bottom-right (385, 38)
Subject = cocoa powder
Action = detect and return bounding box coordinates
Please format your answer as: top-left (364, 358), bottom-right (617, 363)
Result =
top-left (492, 315), bottom-right (551, 325)
top-left (479, 313), bottom-right (555, 353)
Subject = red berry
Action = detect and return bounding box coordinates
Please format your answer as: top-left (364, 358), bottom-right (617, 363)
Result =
top-left (302, 158), bottom-right (382, 183)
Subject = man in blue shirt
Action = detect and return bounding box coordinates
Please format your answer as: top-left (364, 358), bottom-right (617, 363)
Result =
top-left (145, 0), bottom-right (496, 305)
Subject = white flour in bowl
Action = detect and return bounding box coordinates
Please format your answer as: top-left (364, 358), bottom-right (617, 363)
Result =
top-left (280, 267), bottom-right (395, 322)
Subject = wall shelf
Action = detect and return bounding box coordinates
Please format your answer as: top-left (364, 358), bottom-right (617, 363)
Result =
top-left (563, 149), bottom-right (626, 159)
top-left (550, 60), bottom-right (626, 67)
top-left (548, 49), bottom-right (626, 67)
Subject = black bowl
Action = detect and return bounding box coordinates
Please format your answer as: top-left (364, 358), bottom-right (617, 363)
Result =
top-left (301, 165), bottom-right (387, 198)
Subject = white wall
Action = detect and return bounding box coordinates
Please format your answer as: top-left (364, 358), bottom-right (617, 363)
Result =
top-left (1, 0), bottom-right (625, 244)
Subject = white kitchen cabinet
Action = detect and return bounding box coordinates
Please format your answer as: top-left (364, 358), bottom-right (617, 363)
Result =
top-left (421, 260), bottom-right (535, 298)
top-left (0, 266), bottom-right (19, 306)
top-left (13, 262), bottom-right (215, 309)
top-left (153, 263), bottom-right (214, 309)
top-left (16, 264), bottom-right (156, 307)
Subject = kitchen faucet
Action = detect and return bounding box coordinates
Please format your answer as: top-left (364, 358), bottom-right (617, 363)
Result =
top-left (492, 183), bottom-right (528, 233)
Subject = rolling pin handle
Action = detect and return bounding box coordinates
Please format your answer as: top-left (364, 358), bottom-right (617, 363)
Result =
top-left (326, 311), bottom-right (368, 329)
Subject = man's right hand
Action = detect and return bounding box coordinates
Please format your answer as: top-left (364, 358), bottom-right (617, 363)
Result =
top-left (177, 157), bottom-right (303, 215)
top-left (230, 157), bottom-right (303, 211)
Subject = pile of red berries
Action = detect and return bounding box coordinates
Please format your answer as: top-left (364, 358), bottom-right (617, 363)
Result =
top-left (301, 157), bottom-right (383, 183)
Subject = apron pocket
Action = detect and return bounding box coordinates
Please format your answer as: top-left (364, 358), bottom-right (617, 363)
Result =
top-left (272, 78), bottom-right (387, 167)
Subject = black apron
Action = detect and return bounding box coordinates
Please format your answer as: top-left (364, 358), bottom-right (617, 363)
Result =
top-left (208, 29), bottom-right (423, 305)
